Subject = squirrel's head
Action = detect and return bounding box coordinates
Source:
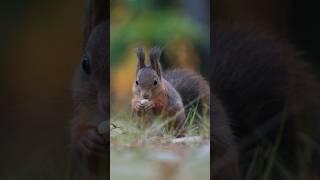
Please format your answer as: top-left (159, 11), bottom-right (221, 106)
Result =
top-left (133, 47), bottom-right (163, 100)
top-left (75, 22), bottom-right (108, 120)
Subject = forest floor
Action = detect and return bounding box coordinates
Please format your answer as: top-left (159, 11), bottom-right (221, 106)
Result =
top-left (110, 110), bottom-right (210, 180)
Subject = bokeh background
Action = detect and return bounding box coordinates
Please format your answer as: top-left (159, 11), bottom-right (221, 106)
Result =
top-left (0, 1), bottom-right (83, 178)
top-left (110, 0), bottom-right (210, 110)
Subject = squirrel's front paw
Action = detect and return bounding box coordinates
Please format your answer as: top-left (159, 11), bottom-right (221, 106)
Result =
top-left (134, 101), bottom-right (144, 114)
top-left (76, 128), bottom-right (107, 157)
top-left (142, 100), bottom-right (154, 112)
top-left (134, 99), bottom-right (154, 116)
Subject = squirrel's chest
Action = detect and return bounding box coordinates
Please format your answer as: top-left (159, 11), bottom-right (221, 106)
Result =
top-left (152, 96), bottom-right (168, 115)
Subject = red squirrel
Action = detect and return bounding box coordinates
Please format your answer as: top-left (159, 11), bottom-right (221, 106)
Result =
top-left (71, 22), bottom-right (108, 179)
top-left (70, 0), bottom-right (108, 179)
top-left (212, 26), bottom-right (320, 179)
top-left (131, 47), bottom-right (209, 136)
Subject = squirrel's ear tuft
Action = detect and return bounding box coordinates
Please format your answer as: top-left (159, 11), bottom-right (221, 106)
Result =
top-left (136, 47), bottom-right (145, 70)
top-left (150, 46), bottom-right (162, 79)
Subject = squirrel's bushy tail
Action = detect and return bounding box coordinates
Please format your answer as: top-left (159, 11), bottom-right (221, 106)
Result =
top-left (212, 27), bottom-right (320, 179)
top-left (163, 69), bottom-right (210, 117)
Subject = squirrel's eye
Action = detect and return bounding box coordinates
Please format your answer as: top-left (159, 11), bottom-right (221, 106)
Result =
top-left (81, 55), bottom-right (91, 75)
top-left (136, 81), bottom-right (139, 85)
top-left (153, 80), bottom-right (158, 85)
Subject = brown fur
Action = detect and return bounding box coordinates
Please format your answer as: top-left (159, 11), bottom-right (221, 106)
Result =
top-left (152, 92), bottom-right (168, 115)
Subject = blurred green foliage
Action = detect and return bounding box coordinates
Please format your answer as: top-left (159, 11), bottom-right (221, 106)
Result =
top-left (111, 0), bottom-right (208, 68)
